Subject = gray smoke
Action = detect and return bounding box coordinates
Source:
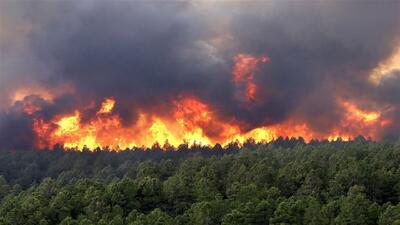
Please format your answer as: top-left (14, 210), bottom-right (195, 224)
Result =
top-left (1, 0), bottom-right (400, 149)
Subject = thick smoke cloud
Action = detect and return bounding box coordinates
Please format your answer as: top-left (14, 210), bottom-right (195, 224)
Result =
top-left (1, 0), bottom-right (400, 148)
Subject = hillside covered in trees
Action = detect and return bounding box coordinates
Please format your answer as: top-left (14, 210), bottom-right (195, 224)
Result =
top-left (0, 139), bottom-right (400, 225)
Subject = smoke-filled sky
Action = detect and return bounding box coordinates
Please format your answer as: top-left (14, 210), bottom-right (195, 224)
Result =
top-left (1, 0), bottom-right (400, 149)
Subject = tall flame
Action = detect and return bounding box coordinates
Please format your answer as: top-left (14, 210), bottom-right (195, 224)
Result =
top-left (12, 53), bottom-right (390, 150)
top-left (28, 95), bottom-right (389, 150)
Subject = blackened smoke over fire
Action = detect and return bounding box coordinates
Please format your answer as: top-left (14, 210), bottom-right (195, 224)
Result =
top-left (1, 1), bottom-right (400, 150)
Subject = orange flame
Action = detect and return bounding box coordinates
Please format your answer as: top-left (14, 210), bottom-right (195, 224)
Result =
top-left (326, 99), bottom-right (388, 140)
top-left (31, 97), bottom-right (274, 150)
top-left (30, 95), bottom-right (390, 150)
top-left (97, 98), bottom-right (115, 114)
top-left (233, 54), bottom-right (269, 102)
top-left (19, 53), bottom-right (392, 150)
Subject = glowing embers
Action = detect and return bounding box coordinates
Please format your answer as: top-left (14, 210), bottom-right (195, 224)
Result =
top-left (232, 54), bottom-right (270, 102)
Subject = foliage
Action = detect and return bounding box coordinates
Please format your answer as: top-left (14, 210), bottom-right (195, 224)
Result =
top-left (0, 139), bottom-right (400, 224)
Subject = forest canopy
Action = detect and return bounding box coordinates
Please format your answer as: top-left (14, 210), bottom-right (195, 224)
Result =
top-left (0, 139), bottom-right (400, 225)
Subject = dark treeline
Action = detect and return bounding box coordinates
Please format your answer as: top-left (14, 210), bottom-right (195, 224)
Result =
top-left (0, 137), bottom-right (400, 225)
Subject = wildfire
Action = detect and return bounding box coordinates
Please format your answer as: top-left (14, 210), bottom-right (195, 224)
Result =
top-left (29, 97), bottom-right (271, 150)
top-left (27, 94), bottom-right (390, 151)
top-left (97, 98), bottom-right (115, 114)
top-left (326, 99), bottom-right (388, 140)
top-left (12, 53), bottom-right (393, 151)
top-left (340, 100), bottom-right (380, 123)
top-left (55, 112), bottom-right (81, 135)
top-left (232, 54), bottom-right (269, 102)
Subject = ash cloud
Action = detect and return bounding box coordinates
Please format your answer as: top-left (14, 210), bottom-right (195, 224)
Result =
top-left (1, 0), bottom-right (400, 149)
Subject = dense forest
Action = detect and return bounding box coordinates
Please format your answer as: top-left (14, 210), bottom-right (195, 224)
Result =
top-left (0, 138), bottom-right (400, 225)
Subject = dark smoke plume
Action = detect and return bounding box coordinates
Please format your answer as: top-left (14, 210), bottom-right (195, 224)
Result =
top-left (1, 0), bottom-right (400, 149)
